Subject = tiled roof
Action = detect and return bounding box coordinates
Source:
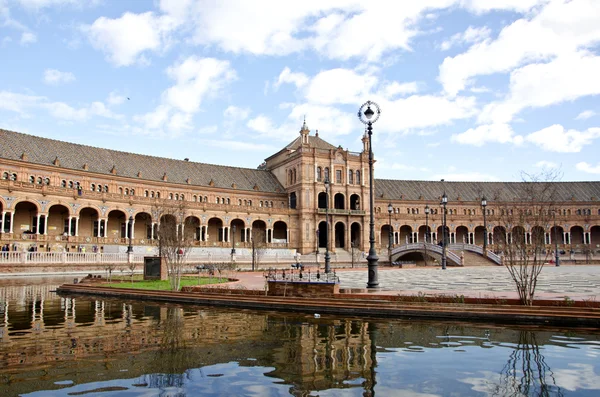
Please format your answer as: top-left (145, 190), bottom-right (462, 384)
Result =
top-left (0, 129), bottom-right (285, 193)
top-left (375, 179), bottom-right (600, 202)
top-left (285, 135), bottom-right (338, 151)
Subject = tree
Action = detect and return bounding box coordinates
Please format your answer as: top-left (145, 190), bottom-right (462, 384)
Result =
top-left (251, 228), bottom-right (267, 271)
top-left (153, 200), bottom-right (196, 291)
top-left (490, 171), bottom-right (559, 305)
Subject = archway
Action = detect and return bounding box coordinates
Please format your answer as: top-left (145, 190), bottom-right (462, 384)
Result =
top-left (273, 221), bottom-right (287, 243)
top-left (252, 220), bottom-right (267, 244)
top-left (531, 226), bottom-right (545, 246)
top-left (13, 201), bottom-right (39, 235)
top-left (47, 204), bottom-right (70, 238)
top-left (350, 222), bottom-right (361, 249)
top-left (318, 221), bottom-right (327, 248)
top-left (79, 207), bottom-right (100, 239)
top-left (418, 225), bottom-right (431, 243)
top-left (318, 192), bottom-right (327, 209)
top-left (570, 225), bottom-right (584, 245)
top-left (456, 226), bottom-right (469, 244)
top-left (185, 215), bottom-right (201, 241)
top-left (591, 226), bottom-right (600, 246)
top-left (107, 210), bottom-right (127, 240)
top-left (474, 226), bottom-right (486, 245)
top-left (493, 226), bottom-right (506, 246)
top-left (399, 225), bottom-right (412, 244)
top-left (334, 222), bottom-right (345, 248)
top-left (350, 194), bottom-right (360, 210)
top-left (381, 225), bottom-right (393, 249)
top-left (512, 226), bottom-right (526, 245)
top-left (550, 225), bottom-right (564, 244)
top-left (207, 217), bottom-right (224, 243)
top-left (334, 193), bottom-right (345, 210)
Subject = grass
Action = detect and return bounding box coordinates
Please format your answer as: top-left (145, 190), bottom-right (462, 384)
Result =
top-left (105, 276), bottom-right (230, 291)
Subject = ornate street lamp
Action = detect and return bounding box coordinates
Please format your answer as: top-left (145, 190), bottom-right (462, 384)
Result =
top-left (553, 210), bottom-right (560, 267)
top-left (358, 100), bottom-right (381, 288)
top-left (481, 196), bottom-right (488, 258)
top-left (127, 215), bottom-right (133, 253)
top-left (387, 202), bottom-right (393, 265)
top-left (424, 205), bottom-right (430, 243)
top-left (231, 224), bottom-right (236, 255)
top-left (324, 178), bottom-right (331, 274)
top-left (440, 192), bottom-right (448, 270)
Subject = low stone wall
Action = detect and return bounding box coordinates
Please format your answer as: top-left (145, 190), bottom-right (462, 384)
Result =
top-left (267, 280), bottom-right (339, 298)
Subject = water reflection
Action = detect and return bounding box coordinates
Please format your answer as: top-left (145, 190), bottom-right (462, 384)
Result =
top-left (0, 279), bottom-right (599, 396)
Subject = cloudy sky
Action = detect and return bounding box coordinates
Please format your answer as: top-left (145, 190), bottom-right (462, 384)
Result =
top-left (1, 0), bottom-right (599, 182)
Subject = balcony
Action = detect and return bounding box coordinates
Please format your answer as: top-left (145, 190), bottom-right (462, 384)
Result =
top-left (317, 208), bottom-right (365, 216)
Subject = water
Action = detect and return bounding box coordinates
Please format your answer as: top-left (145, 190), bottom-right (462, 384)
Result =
top-left (1, 277), bottom-right (599, 396)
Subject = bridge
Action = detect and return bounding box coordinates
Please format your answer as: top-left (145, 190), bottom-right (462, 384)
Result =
top-left (390, 242), bottom-right (502, 266)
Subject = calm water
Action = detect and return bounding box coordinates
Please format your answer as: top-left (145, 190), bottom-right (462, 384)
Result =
top-left (0, 277), bottom-right (599, 397)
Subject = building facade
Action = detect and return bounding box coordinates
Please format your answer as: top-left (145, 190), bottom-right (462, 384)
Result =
top-left (1, 125), bottom-right (600, 261)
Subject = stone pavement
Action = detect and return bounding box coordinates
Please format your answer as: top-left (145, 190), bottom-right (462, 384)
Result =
top-left (336, 265), bottom-right (600, 301)
top-left (233, 265), bottom-right (600, 301)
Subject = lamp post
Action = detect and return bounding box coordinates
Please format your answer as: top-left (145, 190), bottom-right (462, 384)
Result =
top-left (358, 100), bottom-right (381, 288)
top-left (127, 216), bottom-right (133, 253)
top-left (553, 210), bottom-right (560, 267)
top-left (231, 224), bottom-right (236, 255)
top-left (387, 203), bottom-right (393, 265)
top-left (440, 192), bottom-right (448, 270)
top-left (324, 178), bottom-right (331, 274)
top-left (481, 196), bottom-right (487, 258)
top-left (424, 205), bottom-right (430, 243)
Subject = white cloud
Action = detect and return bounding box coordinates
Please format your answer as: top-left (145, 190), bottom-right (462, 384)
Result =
top-left (0, 90), bottom-right (45, 115)
top-left (15, 0), bottom-right (85, 9)
top-left (440, 0), bottom-right (600, 97)
top-left (247, 115), bottom-right (276, 135)
top-left (43, 69), bottom-right (75, 85)
top-left (576, 161), bottom-right (600, 174)
top-left (163, 56), bottom-right (236, 113)
top-left (107, 91), bottom-right (125, 106)
top-left (223, 105), bottom-right (249, 121)
top-left (84, 11), bottom-right (178, 67)
top-left (526, 124), bottom-right (600, 152)
top-left (275, 67), bottom-right (309, 89)
top-left (440, 25), bottom-right (491, 51)
top-left (459, 0), bottom-right (548, 14)
top-left (451, 123), bottom-right (523, 146)
top-left (535, 160), bottom-right (558, 168)
top-left (379, 81), bottom-right (419, 98)
top-left (575, 110), bottom-right (596, 120)
top-left (20, 31), bottom-right (36, 44)
top-left (305, 68), bottom-right (377, 105)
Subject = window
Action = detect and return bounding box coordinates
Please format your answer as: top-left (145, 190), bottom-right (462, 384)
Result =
top-left (36, 177), bottom-right (42, 185)
top-left (336, 170), bottom-right (342, 184)
top-left (175, 193), bottom-right (179, 200)
top-left (68, 181), bottom-right (74, 189)
top-left (316, 167), bottom-right (322, 182)
top-left (226, 198), bottom-right (230, 204)
top-left (130, 189), bottom-right (135, 196)
top-left (259, 201), bottom-right (263, 207)
top-left (156, 192), bottom-right (160, 198)
top-left (1, 172), bottom-right (8, 180)
top-left (180, 194), bottom-right (184, 201)
top-left (119, 187), bottom-right (123, 194)
top-left (324, 167), bottom-right (330, 182)
top-left (169, 193), bottom-right (174, 200)
top-left (356, 170), bottom-right (361, 185)
top-left (125, 188), bottom-right (130, 195)
top-left (150, 191), bottom-right (155, 198)
top-left (348, 170), bottom-right (353, 184)
top-left (44, 177), bottom-right (50, 186)
top-left (144, 190), bottom-right (149, 197)
top-left (91, 184), bottom-right (96, 191)
top-left (29, 175), bottom-right (35, 183)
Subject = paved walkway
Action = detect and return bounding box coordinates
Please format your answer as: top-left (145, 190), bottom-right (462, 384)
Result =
top-left (234, 265), bottom-right (600, 301)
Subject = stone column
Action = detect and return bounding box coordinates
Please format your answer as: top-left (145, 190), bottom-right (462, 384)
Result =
top-left (74, 217), bottom-right (79, 237)
top-left (9, 212), bottom-right (14, 233)
top-left (43, 215), bottom-right (48, 235)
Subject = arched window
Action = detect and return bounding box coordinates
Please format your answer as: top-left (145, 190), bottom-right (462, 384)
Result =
top-left (119, 187), bottom-right (123, 194)
top-left (324, 167), bottom-right (330, 182)
top-left (356, 170), bottom-right (361, 185)
top-left (29, 175), bottom-right (35, 183)
top-left (150, 191), bottom-right (155, 198)
top-left (156, 192), bottom-right (160, 198)
top-left (169, 193), bottom-right (173, 200)
top-left (180, 194), bottom-right (184, 201)
top-left (226, 198), bottom-right (230, 204)
top-left (144, 190), bottom-right (149, 197)
top-left (125, 188), bottom-right (130, 195)
top-left (203, 196), bottom-right (207, 202)
top-left (91, 184), bottom-right (96, 191)
top-left (1, 172), bottom-right (8, 180)
top-left (259, 201), bottom-right (263, 207)
top-left (36, 177), bottom-right (42, 185)
top-left (316, 167), bottom-right (322, 182)
top-left (68, 181), bottom-right (74, 189)
top-left (130, 189), bottom-right (135, 196)
top-left (175, 193), bottom-right (179, 200)
top-left (11, 173), bottom-right (17, 181)
top-left (216, 197), bottom-right (220, 204)
top-left (348, 170), bottom-right (353, 184)
top-left (44, 177), bottom-right (50, 186)
top-left (238, 199), bottom-right (242, 205)
top-left (249, 200), bottom-right (252, 206)
top-left (104, 185), bottom-right (109, 192)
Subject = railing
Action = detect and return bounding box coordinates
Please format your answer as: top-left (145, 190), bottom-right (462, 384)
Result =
top-left (265, 267), bottom-right (340, 284)
top-left (317, 208), bottom-right (365, 215)
top-left (392, 242), bottom-right (462, 265)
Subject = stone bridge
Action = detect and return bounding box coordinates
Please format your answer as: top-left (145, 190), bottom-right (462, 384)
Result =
top-left (390, 243), bottom-right (502, 266)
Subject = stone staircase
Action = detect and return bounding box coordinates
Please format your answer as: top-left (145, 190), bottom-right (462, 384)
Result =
top-left (452, 250), bottom-right (499, 266)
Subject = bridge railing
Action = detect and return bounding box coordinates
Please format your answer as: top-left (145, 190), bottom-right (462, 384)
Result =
top-left (392, 242), bottom-right (462, 266)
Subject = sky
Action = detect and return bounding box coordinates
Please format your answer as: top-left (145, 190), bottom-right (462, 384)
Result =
top-left (1, 0), bottom-right (600, 183)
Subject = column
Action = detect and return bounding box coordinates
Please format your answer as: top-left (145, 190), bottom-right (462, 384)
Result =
top-left (9, 212), bottom-right (14, 233)
top-left (74, 217), bottom-right (79, 237)
top-left (131, 219), bottom-right (135, 239)
top-left (563, 232), bottom-right (567, 245)
top-left (68, 216), bottom-right (72, 236)
top-left (43, 215), bottom-right (48, 235)
top-left (35, 215), bottom-right (40, 235)
top-left (489, 232), bottom-right (493, 245)
top-left (566, 232), bottom-right (571, 245)
top-left (179, 222), bottom-right (183, 239)
top-left (414, 232), bottom-right (418, 243)
top-left (0, 211), bottom-right (4, 233)
top-left (151, 223), bottom-right (155, 240)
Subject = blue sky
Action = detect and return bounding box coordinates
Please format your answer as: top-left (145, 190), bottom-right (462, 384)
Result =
top-left (1, 0), bottom-right (599, 182)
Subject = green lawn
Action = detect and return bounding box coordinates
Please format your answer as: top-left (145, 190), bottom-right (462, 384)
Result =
top-left (105, 276), bottom-right (230, 291)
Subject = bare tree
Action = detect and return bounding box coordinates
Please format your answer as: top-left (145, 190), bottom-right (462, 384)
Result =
top-left (490, 171), bottom-right (560, 305)
top-left (251, 228), bottom-right (267, 271)
top-left (104, 262), bottom-right (118, 283)
top-left (127, 261), bottom-right (136, 284)
top-left (153, 200), bottom-right (196, 291)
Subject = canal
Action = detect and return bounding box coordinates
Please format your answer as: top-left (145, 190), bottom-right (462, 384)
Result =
top-left (0, 277), bottom-right (599, 396)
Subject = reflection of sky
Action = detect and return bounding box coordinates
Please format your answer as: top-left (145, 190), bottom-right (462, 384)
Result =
top-left (21, 362), bottom-right (292, 397)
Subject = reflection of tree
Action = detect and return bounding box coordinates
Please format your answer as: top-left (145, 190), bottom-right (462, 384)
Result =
top-left (143, 307), bottom-right (190, 396)
top-left (492, 331), bottom-right (563, 397)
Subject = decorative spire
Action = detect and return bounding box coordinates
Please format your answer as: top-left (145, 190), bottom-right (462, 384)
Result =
top-left (300, 116), bottom-right (310, 144)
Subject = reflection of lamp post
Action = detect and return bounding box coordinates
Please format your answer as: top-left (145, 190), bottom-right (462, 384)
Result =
top-left (481, 196), bottom-right (488, 258)
top-left (315, 229), bottom-right (319, 265)
top-left (358, 100), bottom-right (381, 288)
top-left (127, 216), bottom-right (133, 253)
top-left (231, 224), bottom-right (236, 255)
top-left (324, 178), bottom-right (331, 274)
top-left (387, 203), bottom-right (393, 265)
top-left (424, 205), bottom-right (430, 243)
top-left (440, 192), bottom-right (448, 270)
top-left (553, 210), bottom-right (560, 267)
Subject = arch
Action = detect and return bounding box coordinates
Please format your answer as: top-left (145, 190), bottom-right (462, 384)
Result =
top-left (135, 212), bottom-right (153, 240)
top-left (350, 222), bottom-right (361, 249)
top-left (231, 218), bottom-right (246, 243)
top-left (381, 224), bottom-right (393, 249)
top-left (318, 192), bottom-right (327, 209)
top-left (316, 166), bottom-right (322, 182)
top-left (206, 217), bottom-right (224, 243)
top-left (78, 207), bottom-right (100, 239)
top-left (184, 215), bottom-right (201, 241)
top-left (324, 167), bottom-right (330, 182)
top-left (493, 226), bottom-right (506, 246)
top-left (47, 204), bottom-right (70, 237)
top-left (418, 225), bottom-right (431, 243)
top-left (334, 221), bottom-right (345, 248)
top-left (531, 226), bottom-right (545, 246)
top-left (252, 220), bottom-right (267, 244)
top-left (13, 200), bottom-right (40, 235)
top-left (473, 226), bottom-right (486, 245)
top-left (107, 209), bottom-right (128, 239)
top-left (591, 226), bottom-right (600, 246)
top-left (437, 225), bottom-right (450, 245)
top-left (334, 193), bottom-right (345, 210)
top-left (456, 225), bottom-right (469, 244)
top-left (349, 194), bottom-right (360, 210)
top-left (512, 226), bottom-right (526, 245)
top-left (550, 225), bottom-right (564, 244)
top-left (273, 221), bottom-right (287, 243)
top-left (400, 225), bottom-right (413, 244)
top-left (355, 170), bottom-right (361, 185)
top-left (570, 225), bottom-right (585, 245)
top-left (289, 192), bottom-right (297, 209)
